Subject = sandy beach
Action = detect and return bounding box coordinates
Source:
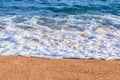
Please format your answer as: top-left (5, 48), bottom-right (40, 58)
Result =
top-left (0, 56), bottom-right (119, 80)
top-left (0, 0), bottom-right (120, 80)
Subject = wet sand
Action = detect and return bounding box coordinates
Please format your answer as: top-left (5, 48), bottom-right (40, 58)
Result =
top-left (0, 56), bottom-right (120, 80)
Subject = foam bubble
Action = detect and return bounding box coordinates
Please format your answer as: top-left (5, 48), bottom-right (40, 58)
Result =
top-left (0, 14), bottom-right (120, 31)
top-left (0, 14), bottom-right (120, 60)
top-left (0, 26), bottom-right (120, 60)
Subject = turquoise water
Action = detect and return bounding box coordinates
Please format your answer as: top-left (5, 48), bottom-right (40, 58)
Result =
top-left (0, 0), bottom-right (120, 30)
top-left (0, 0), bottom-right (120, 15)
top-left (0, 0), bottom-right (120, 59)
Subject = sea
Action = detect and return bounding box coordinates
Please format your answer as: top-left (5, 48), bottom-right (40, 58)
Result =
top-left (0, 0), bottom-right (120, 60)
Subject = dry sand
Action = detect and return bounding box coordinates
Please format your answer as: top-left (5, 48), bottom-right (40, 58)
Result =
top-left (0, 56), bottom-right (120, 80)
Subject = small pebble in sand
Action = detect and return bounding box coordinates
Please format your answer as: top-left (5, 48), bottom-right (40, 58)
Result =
top-left (31, 38), bottom-right (39, 42)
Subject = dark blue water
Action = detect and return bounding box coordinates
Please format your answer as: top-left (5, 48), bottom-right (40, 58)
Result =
top-left (0, 0), bottom-right (120, 16)
top-left (0, 0), bottom-right (120, 30)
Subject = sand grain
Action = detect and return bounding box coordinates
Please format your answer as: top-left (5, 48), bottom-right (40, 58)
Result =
top-left (0, 56), bottom-right (120, 80)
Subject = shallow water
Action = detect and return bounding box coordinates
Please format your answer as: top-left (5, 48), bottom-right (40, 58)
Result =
top-left (0, 0), bottom-right (120, 30)
top-left (0, 0), bottom-right (120, 60)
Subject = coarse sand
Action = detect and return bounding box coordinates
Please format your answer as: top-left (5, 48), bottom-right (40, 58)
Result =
top-left (0, 56), bottom-right (120, 80)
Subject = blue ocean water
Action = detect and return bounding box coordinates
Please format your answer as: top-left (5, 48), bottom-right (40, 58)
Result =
top-left (0, 0), bottom-right (120, 15)
top-left (0, 0), bottom-right (120, 30)
top-left (0, 0), bottom-right (120, 60)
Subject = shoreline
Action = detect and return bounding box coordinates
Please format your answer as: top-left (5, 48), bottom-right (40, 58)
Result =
top-left (0, 27), bottom-right (120, 60)
top-left (0, 56), bottom-right (120, 80)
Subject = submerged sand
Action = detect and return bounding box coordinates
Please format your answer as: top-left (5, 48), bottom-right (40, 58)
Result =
top-left (0, 56), bottom-right (120, 80)
top-left (1, 27), bottom-right (120, 60)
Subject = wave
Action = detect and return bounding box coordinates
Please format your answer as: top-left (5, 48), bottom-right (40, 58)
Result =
top-left (0, 24), bottom-right (120, 60)
top-left (0, 14), bottom-right (120, 60)
top-left (0, 0), bottom-right (120, 15)
top-left (0, 0), bottom-right (120, 60)
top-left (0, 14), bottom-right (120, 30)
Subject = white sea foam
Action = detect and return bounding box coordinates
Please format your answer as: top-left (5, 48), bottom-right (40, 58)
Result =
top-left (0, 26), bottom-right (120, 60)
top-left (1, 14), bottom-right (120, 30)
top-left (0, 14), bottom-right (120, 60)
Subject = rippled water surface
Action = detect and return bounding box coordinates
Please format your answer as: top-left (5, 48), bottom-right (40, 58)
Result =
top-left (0, 0), bottom-right (120, 29)
top-left (0, 0), bottom-right (120, 59)
top-left (0, 0), bottom-right (120, 15)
